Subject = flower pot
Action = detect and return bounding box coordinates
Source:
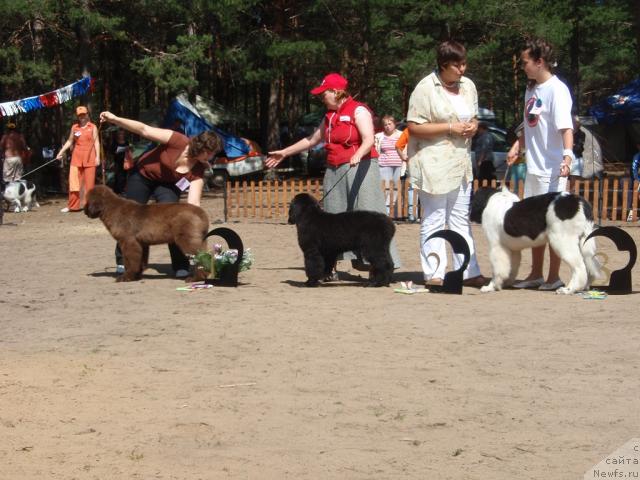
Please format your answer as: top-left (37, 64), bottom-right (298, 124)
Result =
top-left (202, 227), bottom-right (244, 287)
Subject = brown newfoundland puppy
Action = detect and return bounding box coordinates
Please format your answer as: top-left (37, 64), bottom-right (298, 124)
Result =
top-left (84, 185), bottom-right (209, 281)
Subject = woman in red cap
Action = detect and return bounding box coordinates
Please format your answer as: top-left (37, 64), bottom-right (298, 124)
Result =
top-left (266, 73), bottom-right (400, 275)
top-left (56, 106), bottom-right (101, 213)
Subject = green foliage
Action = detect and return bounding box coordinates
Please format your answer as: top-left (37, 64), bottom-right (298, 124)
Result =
top-left (131, 34), bottom-right (212, 93)
top-left (0, 0), bottom-right (637, 150)
top-left (371, 75), bottom-right (404, 119)
top-left (267, 40), bottom-right (327, 67)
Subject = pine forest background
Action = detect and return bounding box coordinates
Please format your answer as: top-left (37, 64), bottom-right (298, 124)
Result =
top-left (1, 0), bottom-right (639, 169)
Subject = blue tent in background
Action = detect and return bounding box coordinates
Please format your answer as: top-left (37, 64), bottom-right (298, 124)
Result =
top-left (590, 77), bottom-right (640, 125)
top-left (162, 95), bottom-right (250, 158)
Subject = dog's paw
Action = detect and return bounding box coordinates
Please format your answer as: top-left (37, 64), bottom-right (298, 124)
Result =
top-left (555, 286), bottom-right (574, 295)
top-left (13, 207), bottom-right (20, 213)
top-left (116, 274), bottom-right (138, 282)
top-left (305, 279), bottom-right (320, 287)
top-left (480, 284), bottom-right (496, 293)
top-left (185, 270), bottom-right (208, 283)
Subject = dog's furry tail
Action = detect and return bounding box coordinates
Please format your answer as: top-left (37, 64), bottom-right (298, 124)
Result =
top-left (581, 222), bottom-right (604, 284)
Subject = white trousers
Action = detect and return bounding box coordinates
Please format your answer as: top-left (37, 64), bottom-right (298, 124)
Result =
top-left (419, 182), bottom-right (481, 281)
top-left (523, 172), bottom-right (568, 197)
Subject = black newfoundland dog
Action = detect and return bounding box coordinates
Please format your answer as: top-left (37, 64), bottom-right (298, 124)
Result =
top-left (288, 193), bottom-right (395, 287)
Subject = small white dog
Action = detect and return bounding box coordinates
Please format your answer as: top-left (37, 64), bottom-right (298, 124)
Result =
top-left (470, 187), bottom-right (602, 295)
top-left (3, 180), bottom-right (39, 213)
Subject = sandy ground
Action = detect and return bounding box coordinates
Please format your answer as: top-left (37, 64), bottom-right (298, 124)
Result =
top-left (1, 192), bottom-right (639, 480)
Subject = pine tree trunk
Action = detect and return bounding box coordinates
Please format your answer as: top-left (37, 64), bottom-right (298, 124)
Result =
top-left (570, 0), bottom-right (580, 112)
top-left (77, 0), bottom-right (92, 75)
top-left (267, 78), bottom-right (280, 150)
top-left (513, 53), bottom-right (519, 122)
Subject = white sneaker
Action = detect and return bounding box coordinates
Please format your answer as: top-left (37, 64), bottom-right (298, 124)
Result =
top-left (115, 265), bottom-right (125, 274)
top-left (60, 207), bottom-right (70, 213)
top-left (627, 210), bottom-right (634, 222)
top-left (175, 269), bottom-right (190, 279)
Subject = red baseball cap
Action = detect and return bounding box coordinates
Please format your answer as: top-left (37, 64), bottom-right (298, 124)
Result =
top-left (310, 73), bottom-right (348, 95)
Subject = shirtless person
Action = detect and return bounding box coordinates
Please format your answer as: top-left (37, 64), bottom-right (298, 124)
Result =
top-left (1, 123), bottom-right (28, 182)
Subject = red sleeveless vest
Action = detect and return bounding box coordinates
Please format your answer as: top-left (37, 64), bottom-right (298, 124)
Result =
top-left (323, 97), bottom-right (378, 167)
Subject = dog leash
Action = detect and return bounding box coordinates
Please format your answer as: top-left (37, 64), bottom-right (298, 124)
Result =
top-left (97, 122), bottom-right (107, 185)
top-left (18, 157), bottom-right (61, 180)
top-left (319, 166), bottom-right (351, 202)
top-left (502, 165), bottom-right (565, 192)
top-left (36, 120), bottom-right (106, 182)
top-left (502, 164), bottom-right (510, 186)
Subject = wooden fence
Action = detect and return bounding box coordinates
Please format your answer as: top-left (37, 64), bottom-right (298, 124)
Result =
top-left (224, 177), bottom-right (640, 223)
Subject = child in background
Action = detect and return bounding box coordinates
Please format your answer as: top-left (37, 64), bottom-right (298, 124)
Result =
top-left (374, 115), bottom-right (403, 217)
top-left (395, 127), bottom-right (415, 222)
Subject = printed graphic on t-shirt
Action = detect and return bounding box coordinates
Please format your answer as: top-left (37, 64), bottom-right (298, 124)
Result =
top-left (525, 96), bottom-right (543, 127)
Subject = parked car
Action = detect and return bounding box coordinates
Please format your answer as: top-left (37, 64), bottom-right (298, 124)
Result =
top-left (207, 138), bottom-right (265, 187)
top-left (288, 111), bottom-right (327, 176)
top-left (471, 125), bottom-right (510, 178)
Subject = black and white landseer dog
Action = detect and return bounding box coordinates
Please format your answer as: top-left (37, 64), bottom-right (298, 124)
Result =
top-left (470, 187), bottom-right (602, 294)
top-left (288, 193), bottom-right (395, 287)
top-left (2, 180), bottom-right (39, 213)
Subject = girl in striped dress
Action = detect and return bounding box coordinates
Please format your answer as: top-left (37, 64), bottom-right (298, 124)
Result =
top-left (374, 115), bottom-right (403, 216)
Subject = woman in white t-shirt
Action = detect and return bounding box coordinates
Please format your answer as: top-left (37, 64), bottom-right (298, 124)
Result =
top-left (406, 40), bottom-right (486, 288)
top-left (507, 38), bottom-right (574, 291)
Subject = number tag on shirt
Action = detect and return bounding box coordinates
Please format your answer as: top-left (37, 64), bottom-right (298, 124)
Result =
top-left (530, 99), bottom-right (543, 115)
top-left (176, 177), bottom-right (190, 191)
top-left (74, 131), bottom-right (82, 137)
top-left (529, 105), bottom-right (543, 115)
top-left (339, 115), bottom-right (351, 122)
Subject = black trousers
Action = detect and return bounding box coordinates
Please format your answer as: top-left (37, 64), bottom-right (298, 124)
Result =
top-left (115, 170), bottom-right (189, 272)
top-left (112, 161), bottom-right (127, 194)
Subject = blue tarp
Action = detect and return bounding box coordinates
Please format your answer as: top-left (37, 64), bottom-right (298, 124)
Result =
top-left (162, 97), bottom-right (250, 158)
top-left (590, 77), bottom-right (640, 124)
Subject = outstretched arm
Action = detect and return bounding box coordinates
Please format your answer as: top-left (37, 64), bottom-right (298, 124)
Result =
top-left (265, 127), bottom-right (323, 168)
top-left (100, 111), bottom-right (174, 145)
